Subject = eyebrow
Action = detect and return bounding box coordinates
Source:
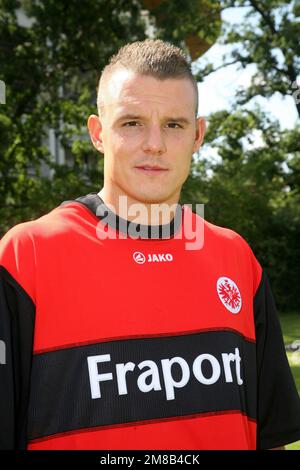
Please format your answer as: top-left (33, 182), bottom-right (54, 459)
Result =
top-left (114, 114), bottom-right (192, 125)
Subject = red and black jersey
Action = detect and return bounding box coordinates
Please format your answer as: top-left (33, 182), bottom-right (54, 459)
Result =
top-left (0, 193), bottom-right (300, 450)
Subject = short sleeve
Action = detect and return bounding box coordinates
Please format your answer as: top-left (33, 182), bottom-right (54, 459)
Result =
top-left (254, 270), bottom-right (300, 449)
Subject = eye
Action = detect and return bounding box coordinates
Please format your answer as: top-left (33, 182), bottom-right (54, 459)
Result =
top-left (123, 121), bottom-right (140, 127)
top-left (167, 122), bottom-right (182, 129)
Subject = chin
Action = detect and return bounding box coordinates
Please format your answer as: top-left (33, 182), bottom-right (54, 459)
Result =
top-left (132, 192), bottom-right (173, 205)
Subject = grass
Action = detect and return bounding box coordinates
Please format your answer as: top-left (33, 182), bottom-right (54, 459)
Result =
top-left (279, 313), bottom-right (300, 346)
top-left (278, 313), bottom-right (300, 450)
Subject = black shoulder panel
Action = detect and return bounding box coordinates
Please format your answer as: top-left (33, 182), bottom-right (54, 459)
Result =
top-left (254, 270), bottom-right (300, 448)
top-left (0, 266), bottom-right (35, 449)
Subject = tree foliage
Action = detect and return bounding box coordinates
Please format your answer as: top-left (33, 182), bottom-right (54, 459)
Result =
top-left (184, 0), bottom-right (300, 311)
top-left (195, 0), bottom-right (300, 116)
top-left (0, 0), bottom-right (220, 234)
top-left (182, 107), bottom-right (300, 310)
top-left (0, 0), bottom-right (299, 310)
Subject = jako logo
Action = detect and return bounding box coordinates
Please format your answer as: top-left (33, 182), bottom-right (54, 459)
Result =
top-left (133, 252), bottom-right (173, 264)
top-left (217, 277), bottom-right (242, 314)
top-left (133, 252), bottom-right (146, 264)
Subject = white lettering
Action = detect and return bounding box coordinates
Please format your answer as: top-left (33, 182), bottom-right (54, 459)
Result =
top-left (221, 352), bottom-right (235, 382)
top-left (137, 360), bottom-right (162, 393)
top-left (87, 354), bottom-right (113, 399)
top-left (161, 357), bottom-right (190, 400)
top-left (146, 253), bottom-right (173, 262)
top-left (99, 454), bottom-right (135, 467)
top-left (87, 347), bottom-right (244, 400)
top-left (193, 354), bottom-right (221, 385)
top-left (234, 347), bottom-right (243, 385)
top-left (116, 362), bottom-right (135, 395)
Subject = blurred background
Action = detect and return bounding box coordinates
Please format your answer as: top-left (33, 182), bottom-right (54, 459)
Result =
top-left (0, 0), bottom-right (299, 447)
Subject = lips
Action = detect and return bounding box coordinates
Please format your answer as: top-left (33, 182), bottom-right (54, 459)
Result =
top-left (135, 165), bottom-right (168, 172)
top-left (135, 167), bottom-right (168, 175)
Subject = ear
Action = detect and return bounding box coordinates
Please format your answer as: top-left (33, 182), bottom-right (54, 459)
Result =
top-left (192, 117), bottom-right (206, 153)
top-left (87, 114), bottom-right (104, 154)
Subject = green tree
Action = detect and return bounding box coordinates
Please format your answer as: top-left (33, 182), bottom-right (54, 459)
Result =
top-left (0, 0), bottom-right (220, 235)
top-left (184, 0), bottom-right (300, 310)
top-left (0, 0), bottom-right (146, 234)
top-left (195, 0), bottom-right (300, 116)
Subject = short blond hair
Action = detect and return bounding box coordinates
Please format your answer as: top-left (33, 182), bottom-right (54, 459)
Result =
top-left (97, 39), bottom-right (198, 116)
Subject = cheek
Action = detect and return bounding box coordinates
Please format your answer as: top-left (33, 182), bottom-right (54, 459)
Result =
top-left (103, 138), bottom-right (134, 177)
top-left (170, 136), bottom-right (194, 161)
top-left (167, 132), bottom-right (195, 152)
top-left (107, 131), bottom-right (141, 157)
top-left (171, 150), bottom-right (193, 181)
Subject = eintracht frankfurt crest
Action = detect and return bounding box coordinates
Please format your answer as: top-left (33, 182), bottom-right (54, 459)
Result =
top-left (217, 277), bottom-right (242, 314)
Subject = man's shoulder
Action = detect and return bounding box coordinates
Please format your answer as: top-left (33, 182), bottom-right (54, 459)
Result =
top-left (189, 210), bottom-right (262, 291)
top-left (187, 206), bottom-right (250, 249)
top-left (204, 218), bottom-right (247, 246)
top-left (0, 201), bottom-right (88, 250)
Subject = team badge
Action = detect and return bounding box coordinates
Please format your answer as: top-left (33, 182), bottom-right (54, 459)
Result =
top-left (216, 277), bottom-right (242, 314)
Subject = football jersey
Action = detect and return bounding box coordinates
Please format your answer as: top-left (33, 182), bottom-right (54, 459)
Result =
top-left (0, 192), bottom-right (300, 450)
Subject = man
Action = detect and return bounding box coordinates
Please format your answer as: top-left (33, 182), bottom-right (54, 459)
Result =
top-left (0, 39), bottom-right (300, 450)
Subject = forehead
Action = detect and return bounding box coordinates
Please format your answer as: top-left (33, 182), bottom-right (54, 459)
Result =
top-left (100, 69), bottom-right (196, 115)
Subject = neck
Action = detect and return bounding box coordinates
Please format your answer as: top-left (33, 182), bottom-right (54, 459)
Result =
top-left (97, 188), bottom-right (180, 226)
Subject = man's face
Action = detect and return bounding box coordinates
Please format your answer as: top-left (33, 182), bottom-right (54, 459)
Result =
top-left (88, 69), bottom-right (205, 206)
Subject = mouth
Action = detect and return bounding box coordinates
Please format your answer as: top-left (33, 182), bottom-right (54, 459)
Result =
top-left (134, 166), bottom-right (169, 174)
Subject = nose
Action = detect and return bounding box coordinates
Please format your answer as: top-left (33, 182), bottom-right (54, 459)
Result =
top-left (142, 125), bottom-right (167, 155)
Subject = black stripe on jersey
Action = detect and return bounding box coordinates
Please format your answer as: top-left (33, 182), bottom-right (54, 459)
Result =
top-left (27, 330), bottom-right (257, 442)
